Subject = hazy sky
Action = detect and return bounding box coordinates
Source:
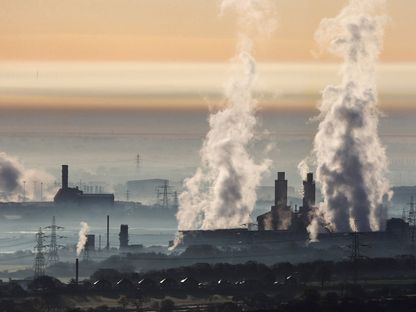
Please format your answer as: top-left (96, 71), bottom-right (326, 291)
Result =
top-left (0, 1), bottom-right (416, 189)
top-left (0, 0), bottom-right (416, 109)
top-left (1, 0), bottom-right (415, 62)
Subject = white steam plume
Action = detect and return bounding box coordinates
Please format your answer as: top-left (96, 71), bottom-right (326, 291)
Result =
top-left (176, 0), bottom-right (277, 231)
top-left (76, 221), bottom-right (89, 257)
top-left (302, 0), bottom-right (391, 240)
top-left (0, 152), bottom-right (57, 202)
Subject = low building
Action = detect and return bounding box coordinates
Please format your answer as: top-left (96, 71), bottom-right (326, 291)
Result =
top-left (54, 165), bottom-right (114, 206)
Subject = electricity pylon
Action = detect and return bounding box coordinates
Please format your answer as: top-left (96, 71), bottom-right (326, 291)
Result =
top-left (349, 230), bottom-right (369, 284)
top-left (408, 196), bottom-right (416, 246)
top-left (45, 216), bottom-right (64, 265)
top-left (34, 227), bottom-right (47, 278)
top-left (157, 181), bottom-right (174, 209)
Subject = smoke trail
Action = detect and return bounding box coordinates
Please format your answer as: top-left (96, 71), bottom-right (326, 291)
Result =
top-left (303, 0), bottom-right (391, 239)
top-left (0, 152), bottom-right (56, 202)
top-left (76, 221), bottom-right (89, 257)
top-left (0, 153), bottom-right (22, 200)
top-left (176, 0), bottom-right (276, 231)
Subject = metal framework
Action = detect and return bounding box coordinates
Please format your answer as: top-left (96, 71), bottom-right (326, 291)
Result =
top-left (45, 216), bottom-right (64, 265)
top-left (349, 230), bottom-right (368, 284)
top-left (157, 181), bottom-right (174, 209)
top-left (34, 227), bottom-right (47, 278)
top-left (408, 196), bottom-right (416, 245)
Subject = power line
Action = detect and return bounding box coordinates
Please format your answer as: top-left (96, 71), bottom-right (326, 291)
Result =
top-left (156, 181), bottom-right (175, 209)
top-left (45, 216), bottom-right (64, 265)
top-left (408, 196), bottom-right (416, 247)
top-left (34, 227), bottom-right (47, 278)
top-left (349, 230), bottom-right (369, 284)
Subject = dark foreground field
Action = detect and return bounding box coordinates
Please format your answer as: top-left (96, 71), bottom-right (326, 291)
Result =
top-left (1, 257), bottom-right (416, 311)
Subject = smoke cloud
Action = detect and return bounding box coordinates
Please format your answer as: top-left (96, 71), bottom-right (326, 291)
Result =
top-left (176, 0), bottom-right (277, 231)
top-left (76, 221), bottom-right (89, 257)
top-left (303, 0), bottom-right (391, 239)
top-left (0, 152), bottom-right (57, 202)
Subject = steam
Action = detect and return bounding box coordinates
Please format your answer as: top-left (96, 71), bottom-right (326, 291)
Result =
top-left (302, 0), bottom-right (391, 239)
top-left (176, 0), bottom-right (277, 231)
top-left (0, 152), bottom-right (57, 202)
top-left (76, 221), bottom-right (89, 257)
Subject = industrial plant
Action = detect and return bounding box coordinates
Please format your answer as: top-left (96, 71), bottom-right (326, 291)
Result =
top-left (176, 172), bottom-right (414, 256)
top-left (54, 165), bottom-right (114, 206)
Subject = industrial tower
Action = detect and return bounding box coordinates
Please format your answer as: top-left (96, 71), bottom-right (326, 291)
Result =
top-left (45, 216), bottom-right (64, 265)
top-left (349, 230), bottom-right (368, 284)
top-left (408, 196), bottom-right (416, 245)
top-left (157, 181), bottom-right (174, 209)
top-left (34, 227), bottom-right (47, 278)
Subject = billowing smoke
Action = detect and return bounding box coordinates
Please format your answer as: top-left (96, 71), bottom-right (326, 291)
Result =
top-left (176, 0), bottom-right (277, 231)
top-left (0, 152), bottom-right (57, 202)
top-left (76, 221), bottom-right (89, 257)
top-left (302, 0), bottom-right (391, 240)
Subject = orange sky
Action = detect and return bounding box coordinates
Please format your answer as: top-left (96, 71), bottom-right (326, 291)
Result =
top-left (0, 0), bottom-right (415, 110)
top-left (0, 0), bottom-right (415, 62)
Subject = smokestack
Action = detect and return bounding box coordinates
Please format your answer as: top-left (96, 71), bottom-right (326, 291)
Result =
top-left (75, 258), bottom-right (79, 284)
top-left (303, 173), bottom-right (315, 206)
top-left (306, 172), bottom-right (313, 183)
top-left (119, 224), bottom-right (129, 249)
top-left (275, 172), bottom-right (287, 209)
top-left (301, 172), bottom-right (316, 225)
top-left (106, 215), bottom-right (110, 250)
top-left (62, 165), bottom-right (68, 189)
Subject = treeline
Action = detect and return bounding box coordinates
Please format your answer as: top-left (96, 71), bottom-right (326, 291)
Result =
top-left (93, 255), bottom-right (416, 285)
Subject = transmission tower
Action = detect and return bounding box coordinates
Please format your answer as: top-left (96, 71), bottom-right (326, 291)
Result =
top-left (34, 227), bottom-right (47, 278)
top-left (408, 196), bottom-right (416, 246)
top-left (157, 181), bottom-right (174, 209)
top-left (349, 230), bottom-right (368, 284)
top-left (23, 180), bottom-right (26, 202)
top-left (173, 191), bottom-right (178, 208)
top-left (136, 153), bottom-right (140, 169)
top-left (402, 205), bottom-right (407, 221)
top-left (45, 216), bottom-right (64, 265)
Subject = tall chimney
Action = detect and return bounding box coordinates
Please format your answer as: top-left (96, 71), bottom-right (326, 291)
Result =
top-left (275, 172), bottom-right (288, 209)
top-left (106, 215), bottom-right (110, 250)
top-left (302, 172), bottom-right (316, 222)
top-left (75, 258), bottom-right (79, 284)
top-left (62, 165), bottom-right (68, 189)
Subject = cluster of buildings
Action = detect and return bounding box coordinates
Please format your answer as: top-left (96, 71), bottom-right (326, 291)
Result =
top-left (178, 171), bottom-right (413, 251)
top-left (257, 172), bottom-right (315, 233)
top-left (54, 165), bottom-right (114, 206)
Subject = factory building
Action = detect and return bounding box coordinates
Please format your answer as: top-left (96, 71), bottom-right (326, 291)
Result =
top-left (117, 223), bottom-right (144, 252)
top-left (257, 172), bottom-right (315, 232)
top-left (176, 170), bottom-right (413, 252)
top-left (54, 165), bottom-right (114, 206)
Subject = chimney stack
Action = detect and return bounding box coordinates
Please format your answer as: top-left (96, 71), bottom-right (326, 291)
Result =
top-left (62, 165), bottom-right (68, 189)
top-left (302, 172), bottom-right (316, 211)
top-left (275, 172), bottom-right (288, 209)
top-left (119, 224), bottom-right (129, 249)
top-left (75, 258), bottom-right (79, 284)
